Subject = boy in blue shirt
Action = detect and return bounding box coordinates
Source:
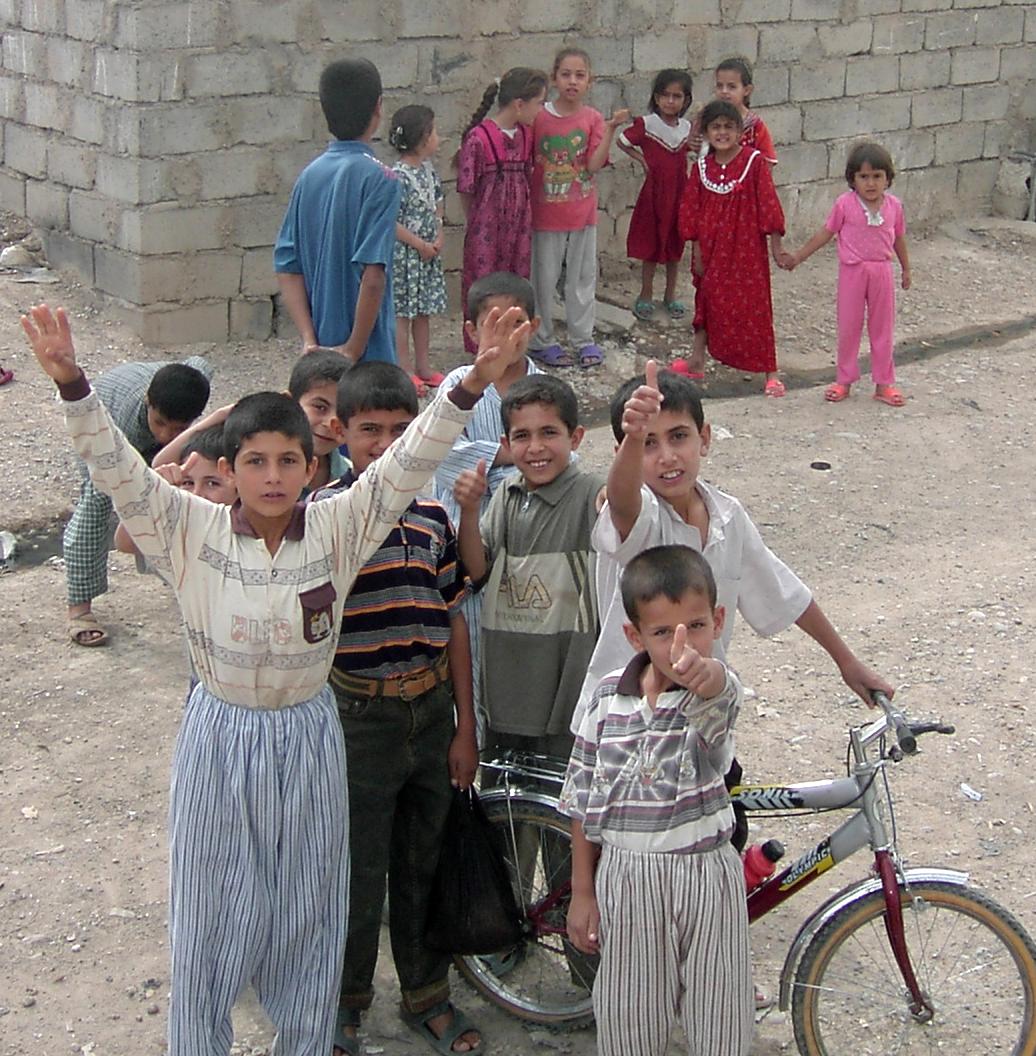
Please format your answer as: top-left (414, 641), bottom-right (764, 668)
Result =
top-left (275, 58), bottom-right (401, 364)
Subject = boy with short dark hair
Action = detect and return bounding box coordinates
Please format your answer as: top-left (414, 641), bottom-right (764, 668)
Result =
top-left (311, 360), bottom-right (481, 1056)
top-left (562, 543), bottom-right (752, 1056)
top-left (288, 347), bottom-right (351, 492)
top-left (22, 300), bottom-right (530, 1056)
top-left (454, 373), bottom-right (605, 755)
top-left (63, 355), bottom-right (212, 646)
top-left (275, 58), bottom-right (401, 364)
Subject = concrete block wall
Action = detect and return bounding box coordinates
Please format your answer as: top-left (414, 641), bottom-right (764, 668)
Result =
top-left (0, 0), bottom-right (1032, 343)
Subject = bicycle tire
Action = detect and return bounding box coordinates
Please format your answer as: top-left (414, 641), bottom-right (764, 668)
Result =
top-left (791, 880), bottom-right (1036, 1056)
top-left (453, 798), bottom-right (596, 1029)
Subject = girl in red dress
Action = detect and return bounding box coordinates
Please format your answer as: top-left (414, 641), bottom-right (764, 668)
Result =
top-left (679, 101), bottom-right (789, 396)
top-left (618, 69), bottom-right (694, 323)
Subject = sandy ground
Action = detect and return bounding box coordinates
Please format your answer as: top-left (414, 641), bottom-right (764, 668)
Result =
top-left (1, 215), bottom-right (1036, 1055)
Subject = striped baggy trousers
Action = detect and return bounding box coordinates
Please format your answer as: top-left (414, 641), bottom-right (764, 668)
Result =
top-left (593, 842), bottom-right (753, 1056)
top-left (168, 685), bottom-right (349, 1056)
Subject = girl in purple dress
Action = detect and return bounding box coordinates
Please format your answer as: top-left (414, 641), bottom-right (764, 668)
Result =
top-left (455, 67), bottom-right (548, 353)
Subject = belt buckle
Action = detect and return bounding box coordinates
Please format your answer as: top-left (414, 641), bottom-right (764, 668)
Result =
top-left (398, 669), bottom-right (429, 702)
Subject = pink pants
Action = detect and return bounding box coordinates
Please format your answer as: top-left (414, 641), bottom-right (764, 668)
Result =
top-left (836, 260), bottom-right (896, 386)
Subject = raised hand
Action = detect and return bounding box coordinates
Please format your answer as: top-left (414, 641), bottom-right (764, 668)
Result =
top-left (20, 304), bottom-right (81, 385)
top-left (154, 462), bottom-right (186, 487)
top-left (621, 358), bottom-right (663, 439)
top-left (453, 459), bottom-right (488, 512)
top-left (609, 107), bottom-right (631, 128)
top-left (465, 306), bottom-right (532, 393)
top-left (669, 623), bottom-right (723, 696)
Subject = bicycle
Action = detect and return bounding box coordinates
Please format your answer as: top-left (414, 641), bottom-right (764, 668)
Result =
top-left (453, 693), bottom-right (1036, 1053)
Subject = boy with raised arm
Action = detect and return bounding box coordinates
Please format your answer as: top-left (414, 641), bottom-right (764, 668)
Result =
top-left (21, 301), bottom-right (529, 1056)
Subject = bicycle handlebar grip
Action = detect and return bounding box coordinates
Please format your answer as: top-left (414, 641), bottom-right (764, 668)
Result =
top-left (871, 691), bottom-right (917, 754)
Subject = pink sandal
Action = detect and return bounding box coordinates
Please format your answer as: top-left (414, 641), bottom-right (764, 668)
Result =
top-left (825, 383), bottom-right (850, 402)
top-left (764, 378), bottom-right (785, 398)
top-left (873, 386), bottom-right (905, 407)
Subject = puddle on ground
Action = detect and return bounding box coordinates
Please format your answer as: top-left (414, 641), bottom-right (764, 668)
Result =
top-left (0, 522), bottom-right (64, 573)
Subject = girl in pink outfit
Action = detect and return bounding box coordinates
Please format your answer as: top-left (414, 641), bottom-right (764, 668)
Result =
top-left (785, 141), bottom-right (912, 406)
top-left (456, 67), bottom-right (548, 354)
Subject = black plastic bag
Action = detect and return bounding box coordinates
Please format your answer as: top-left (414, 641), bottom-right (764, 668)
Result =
top-left (424, 787), bottom-right (526, 954)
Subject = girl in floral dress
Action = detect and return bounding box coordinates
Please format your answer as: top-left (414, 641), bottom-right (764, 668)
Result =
top-left (390, 105), bottom-right (448, 394)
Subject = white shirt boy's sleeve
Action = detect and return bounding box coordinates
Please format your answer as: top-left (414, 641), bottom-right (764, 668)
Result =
top-left (592, 485), bottom-right (661, 562)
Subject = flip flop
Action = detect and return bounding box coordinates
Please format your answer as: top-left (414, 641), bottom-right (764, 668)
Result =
top-left (825, 382), bottom-right (851, 402)
top-left (578, 344), bottom-right (603, 369)
top-left (668, 359), bottom-right (705, 380)
top-left (873, 386), bottom-right (905, 407)
top-left (401, 1000), bottom-right (482, 1055)
top-left (530, 344), bottom-right (575, 368)
top-left (417, 370), bottom-right (447, 387)
top-left (0, 367), bottom-right (12, 386)
top-left (68, 612), bottom-right (109, 647)
top-left (633, 298), bottom-right (655, 321)
top-left (332, 1006), bottom-right (361, 1056)
top-left (410, 374), bottom-right (429, 398)
top-left (664, 300), bottom-right (687, 319)
top-left (764, 378), bottom-right (786, 398)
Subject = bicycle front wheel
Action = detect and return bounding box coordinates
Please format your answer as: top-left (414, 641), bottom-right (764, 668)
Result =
top-left (453, 798), bottom-right (596, 1029)
top-left (791, 880), bottom-right (1036, 1055)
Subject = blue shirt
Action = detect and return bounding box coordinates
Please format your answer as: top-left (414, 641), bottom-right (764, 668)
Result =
top-left (274, 140), bottom-right (402, 363)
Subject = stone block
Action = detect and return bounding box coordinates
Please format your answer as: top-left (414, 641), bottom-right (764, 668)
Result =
top-left (486, 33), bottom-right (566, 74)
top-left (191, 147), bottom-right (275, 201)
top-left (46, 36), bottom-right (90, 88)
top-left (760, 103), bottom-right (802, 144)
top-left (230, 298), bottom-right (274, 339)
top-left (876, 128), bottom-right (935, 170)
top-left (0, 74), bottom-right (24, 120)
top-left (789, 0), bottom-right (834, 18)
top-left (911, 86), bottom-right (962, 126)
top-left (903, 0), bottom-right (952, 8)
top-left (96, 155), bottom-right (173, 206)
top-left (186, 50), bottom-right (273, 98)
top-left (955, 159), bottom-right (998, 206)
top-left (845, 55), bottom-right (900, 96)
top-left (229, 1), bottom-right (304, 43)
top-left (241, 247), bottom-right (279, 296)
top-left (121, 102), bottom-right (229, 158)
top-left (673, 0), bottom-right (721, 21)
top-left (925, 11), bottom-right (978, 49)
top-left (790, 59), bottom-right (847, 102)
top-left (899, 49), bottom-right (951, 89)
top-left (871, 15), bottom-right (925, 54)
top-left (2, 30), bottom-right (45, 76)
top-left (93, 49), bottom-right (183, 103)
top-left (417, 41), bottom-right (484, 94)
top-left (227, 195), bottom-right (287, 248)
top-left (119, 202), bottom-right (227, 255)
top-left (70, 95), bottom-right (105, 145)
top-left (803, 99), bottom-right (860, 141)
top-left (25, 82), bottom-right (68, 132)
top-left (1027, 9), bottom-right (1036, 43)
top-left (585, 37), bottom-right (634, 77)
top-left (934, 121), bottom-right (985, 163)
top-left (818, 20), bottom-right (873, 56)
top-left (113, 2), bottom-right (218, 49)
top-left (232, 97), bottom-right (316, 146)
top-left (951, 0), bottom-right (999, 8)
top-left (982, 120), bottom-right (1007, 158)
top-left (47, 140), bottom-right (97, 189)
top-left (634, 32), bottom-right (690, 72)
top-left (0, 0), bottom-right (18, 19)
top-left (961, 83), bottom-right (1010, 122)
top-left (772, 141), bottom-right (828, 184)
top-left (950, 46), bottom-right (1001, 83)
top-left (21, 0), bottom-right (64, 32)
top-left (975, 7), bottom-right (1025, 44)
top-left (26, 178), bottom-right (69, 228)
top-left (313, 0), bottom-right (382, 42)
top-left (1000, 45), bottom-right (1033, 81)
top-left (95, 246), bottom-right (243, 303)
top-left (467, 0), bottom-right (522, 36)
top-left (399, 0), bottom-right (461, 38)
top-left (69, 189), bottom-right (119, 243)
top-left (0, 167), bottom-right (26, 214)
top-left (858, 94), bottom-right (912, 132)
top-left (701, 25), bottom-right (759, 65)
top-left (4, 123), bottom-right (47, 178)
top-left (44, 230), bottom-right (94, 284)
top-left (113, 300), bottom-right (230, 345)
top-left (518, 0), bottom-right (581, 32)
top-left (759, 23), bottom-right (818, 64)
top-left (751, 65), bottom-right (790, 107)
top-left (65, 0), bottom-right (108, 41)
top-left (291, 43), bottom-right (420, 93)
top-left (738, 0), bottom-right (792, 22)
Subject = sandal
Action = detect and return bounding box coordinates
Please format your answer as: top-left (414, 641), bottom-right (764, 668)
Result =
top-left (417, 370), bottom-right (446, 387)
top-left (0, 367), bottom-right (12, 386)
top-left (578, 344), bottom-right (603, 369)
top-left (764, 378), bottom-right (786, 398)
top-left (530, 344), bottom-right (575, 368)
top-left (401, 1000), bottom-right (481, 1055)
top-left (873, 385), bottom-right (905, 407)
top-left (410, 374), bottom-right (428, 398)
top-left (633, 298), bottom-right (655, 321)
top-left (68, 612), bottom-right (109, 647)
top-left (824, 382), bottom-right (851, 402)
top-left (664, 300), bottom-right (687, 319)
top-left (668, 359), bottom-right (705, 380)
top-left (333, 1006), bottom-right (361, 1056)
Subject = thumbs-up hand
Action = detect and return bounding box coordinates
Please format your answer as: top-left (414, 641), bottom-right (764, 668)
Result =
top-left (453, 459), bottom-right (489, 512)
top-left (668, 623), bottom-right (724, 696)
top-left (621, 358), bottom-right (664, 440)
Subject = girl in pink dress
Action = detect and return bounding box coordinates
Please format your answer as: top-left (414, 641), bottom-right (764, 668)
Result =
top-left (679, 101), bottom-right (788, 396)
top-left (456, 67), bottom-right (548, 353)
top-left (618, 69), bottom-right (694, 322)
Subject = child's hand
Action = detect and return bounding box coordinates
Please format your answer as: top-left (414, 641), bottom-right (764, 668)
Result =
top-left (901, 269), bottom-right (911, 290)
top-left (154, 462), bottom-right (186, 486)
top-left (432, 229), bottom-right (444, 253)
top-left (691, 246), bottom-right (704, 278)
top-left (567, 891), bottom-right (601, 955)
top-left (417, 239), bottom-right (438, 262)
top-left (20, 304), bottom-right (81, 385)
top-left (839, 656), bottom-right (895, 708)
top-left (777, 250), bottom-right (797, 271)
top-left (621, 358), bottom-right (663, 440)
top-left (464, 306), bottom-right (532, 394)
top-left (669, 623), bottom-right (725, 697)
top-left (609, 107), bottom-right (631, 128)
top-left (448, 729), bottom-right (479, 789)
top-left (453, 460), bottom-right (488, 511)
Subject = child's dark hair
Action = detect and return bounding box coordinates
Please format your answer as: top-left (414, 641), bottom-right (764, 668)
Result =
top-left (146, 364), bottom-right (210, 423)
top-left (181, 424), bottom-right (225, 464)
top-left (609, 370), bottom-right (705, 443)
top-left (501, 375), bottom-right (579, 435)
top-left (336, 361), bottom-right (418, 424)
top-left (716, 55), bottom-right (754, 90)
top-left (552, 47), bottom-right (591, 77)
top-left (223, 392), bottom-right (314, 465)
top-left (699, 99), bottom-right (743, 134)
top-left (845, 140), bottom-right (895, 187)
top-left (319, 58), bottom-right (382, 141)
top-left (621, 544), bottom-right (717, 625)
top-left (460, 67), bottom-right (548, 142)
top-left (388, 104), bottom-right (435, 153)
top-left (649, 69), bottom-right (693, 117)
top-left (288, 348), bottom-right (351, 400)
top-left (466, 271), bottom-right (536, 323)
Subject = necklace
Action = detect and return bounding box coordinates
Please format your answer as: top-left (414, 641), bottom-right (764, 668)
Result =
top-left (696, 149), bottom-right (760, 194)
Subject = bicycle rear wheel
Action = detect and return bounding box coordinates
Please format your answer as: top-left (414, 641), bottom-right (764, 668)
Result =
top-left (791, 880), bottom-right (1036, 1055)
top-left (453, 798), bottom-right (596, 1029)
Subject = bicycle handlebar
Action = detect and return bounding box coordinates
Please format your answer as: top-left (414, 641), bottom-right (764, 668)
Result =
top-left (871, 691), bottom-right (918, 755)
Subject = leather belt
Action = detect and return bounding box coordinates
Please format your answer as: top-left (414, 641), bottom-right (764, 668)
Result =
top-left (331, 651), bottom-right (449, 702)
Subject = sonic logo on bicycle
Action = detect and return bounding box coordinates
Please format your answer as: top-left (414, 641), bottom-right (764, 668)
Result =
top-left (778, 838), bottom-right (835, 891)
top-left (730, 785), bottom-right (806, 811)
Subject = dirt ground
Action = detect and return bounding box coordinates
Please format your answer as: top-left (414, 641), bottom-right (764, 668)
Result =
top-left (1, 214), bottom-right (1036, 1056)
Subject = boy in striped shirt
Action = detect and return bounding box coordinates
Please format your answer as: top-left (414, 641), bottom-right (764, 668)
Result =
top-left (561, 544), bottom-right (752, 1056)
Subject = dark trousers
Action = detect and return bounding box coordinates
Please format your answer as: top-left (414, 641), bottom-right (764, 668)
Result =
top-left (335, 681), bottom-right (456, 1014)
